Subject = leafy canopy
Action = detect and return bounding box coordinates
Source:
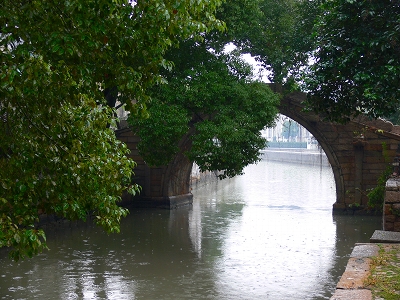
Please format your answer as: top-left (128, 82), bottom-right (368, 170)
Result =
top-left (215, 0), bottom-right (400, 124)
top-left (1, 0), bottom-right (225, 113)
top-left (130, 42), bottom-right (279, 178)
top-left (0, 0), bottom-right (224, 261)
top-left (304, 0), bottom-right (400, 122)
top-left (130, 0), bottom-right (288, 178)
top-left (214, 0), bottom-right (320, 84)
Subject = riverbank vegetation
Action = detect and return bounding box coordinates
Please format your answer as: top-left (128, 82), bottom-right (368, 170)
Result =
top-left (366, 244), bottom-right (400, 299)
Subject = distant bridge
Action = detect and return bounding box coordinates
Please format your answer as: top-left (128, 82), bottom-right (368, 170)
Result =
top-left (117, 84), bottom-right (400, 213)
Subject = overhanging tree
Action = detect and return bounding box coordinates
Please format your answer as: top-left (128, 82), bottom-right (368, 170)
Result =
top-left (130, 42), bottom-right (280, 178)
top-left (213, 0), bottom-right (320, 84)
top-left (304, 0), bottom-right (400, 122)
top-left (130, 0), bottom-right (299, 178)
top-left (0, 0), bottom-right (224, 261)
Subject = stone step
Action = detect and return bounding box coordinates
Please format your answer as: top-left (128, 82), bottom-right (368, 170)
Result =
top-left (370, 230), bottom-right (400, 243)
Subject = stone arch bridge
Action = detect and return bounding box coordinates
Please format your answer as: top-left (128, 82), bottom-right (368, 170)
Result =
top-left (117, 84), bottom-right (400, 213)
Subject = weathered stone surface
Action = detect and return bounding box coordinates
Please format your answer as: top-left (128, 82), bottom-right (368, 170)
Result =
top-left (333, 203), bottom-right (347, 210)
top-left (364, 156), bottom-right (385, 164)
top-left (336, 257), bottom-right (372, 289)
top-left (384, 178), bottom-right (400, 231)
top-left (392, 203), bottom-right (400, 211)
top-left (362, 173), bottom-right (384, 183)
top-left (370, 230), bottom-right (400, 243)
top-left (385, 221), bottom-right (395, 231)
top-left (384, 204), bottom-right (392, 215)
top-left (364, 143), bottom-right (384, 151)
top-left (335, 153), bottom-right (358, 162)
top-left (351, 244), bottom-right (379, 258)
top-left (386, 178), bottom-right (400, 191)
top-left (354, 116), bottom-right (394, 132)
top-left (330, 289), bottom-right (372, 300)
top-left (385, 191), bottom-right (400, 203)
top-left (375, 118), bottom-right (394, 132)
top-left (330, 244), bottom-right (381, 299)
top-left (394, 222), bottom-right (400, 232)
top-left (390, 126), bottom-right (400, 135)
top-left (385, 214), bottom-right (396, 223)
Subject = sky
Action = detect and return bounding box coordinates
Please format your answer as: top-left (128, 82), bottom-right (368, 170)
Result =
top-left (224, 42), bottom-right (271, 83)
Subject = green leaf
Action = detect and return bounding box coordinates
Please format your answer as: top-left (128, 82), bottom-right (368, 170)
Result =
top-left (14, 233), bottom-right (21, 244)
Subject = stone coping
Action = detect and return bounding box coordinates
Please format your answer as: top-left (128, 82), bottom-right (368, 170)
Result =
top-left (370, 230), bottom-right (400, 243)
top-left (330, 289), bottom-right (372, 300)
top-left (386, 177), bottom-right (400, 191)
top-left (330, 243), bottom-right (379, 300)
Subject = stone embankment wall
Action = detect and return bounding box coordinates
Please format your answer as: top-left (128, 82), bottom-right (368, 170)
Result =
top-left (384, 177), bottom-right (400, 231)
top-left (260, 148), bottom-right (330, 167)
top-left (190, 149), bottom-right (329, 189)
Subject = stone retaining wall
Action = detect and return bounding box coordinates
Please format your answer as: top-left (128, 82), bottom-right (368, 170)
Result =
top-left (260, 148), bottom-right (330, 167)
top-left (384, 177), bottom-right (400, 231)
top-left (330, 243), bottom-right (379, 300)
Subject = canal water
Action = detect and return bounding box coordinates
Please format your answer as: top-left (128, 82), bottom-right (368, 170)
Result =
top-left (0, 158), bottom-right (382, 299)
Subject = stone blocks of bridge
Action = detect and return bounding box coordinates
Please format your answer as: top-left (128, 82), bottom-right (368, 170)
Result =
top-left (330, 129), bottom-right (398, 214)
top-left (116, 127), bottom-right (193, 209)
top-left (278, 89), bottom-right (400, 214)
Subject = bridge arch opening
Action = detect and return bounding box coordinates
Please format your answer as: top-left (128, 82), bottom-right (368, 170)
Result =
top-left (276, 92), bottom-right (346, 211)
top-left (189, 115), bottom-right (336, 210)
top-left (185, 108), bottom-right (342, 211)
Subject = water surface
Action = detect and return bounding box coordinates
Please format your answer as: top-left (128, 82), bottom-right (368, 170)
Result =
top-left (0, 159), bottom-right (382, 299)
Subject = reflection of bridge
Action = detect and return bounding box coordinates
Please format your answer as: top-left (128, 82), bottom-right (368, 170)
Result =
top-left (117, 84), bottom-right (400, 213)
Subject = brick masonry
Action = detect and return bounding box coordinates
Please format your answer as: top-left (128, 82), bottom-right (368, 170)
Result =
top-left (384, 178), bottom-right (400, 231)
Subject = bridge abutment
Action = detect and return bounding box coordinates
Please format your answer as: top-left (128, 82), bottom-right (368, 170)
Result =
top-left (116, 127), bottom-right (193, 209)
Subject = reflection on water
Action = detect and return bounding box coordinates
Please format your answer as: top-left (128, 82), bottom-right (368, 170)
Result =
top-left (0, 159), bottom-right (381, 299)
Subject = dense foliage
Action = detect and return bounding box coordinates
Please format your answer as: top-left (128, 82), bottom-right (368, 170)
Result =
top-left (216, 0), bottom-right (400, 123)
top-left (0, 0), bottom-right (223, 261)
top-left (304, 0), bottom-right (400, 122)
top-left (215, 0), bottom-right (320, 84)
top-left (130, 43), bottom-right (279, 178)
top-left (245, 0), bottom-right (320, 84)
top-left (130, 0), bottom-right (313, 179)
